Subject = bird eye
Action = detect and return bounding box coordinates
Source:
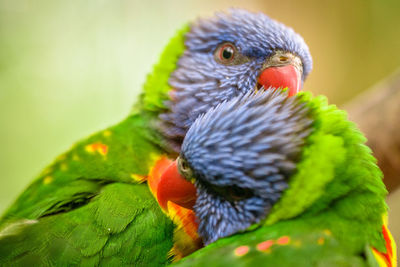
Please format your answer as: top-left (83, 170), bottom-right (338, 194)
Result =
top-left (177, 157), bottom-right (193, 180)
top-left (228, 186), bottom-right (253, 201)
top-left (215, 43), bottom-right (236, 64)
top-left (279, 56), bottom-right (288, 62)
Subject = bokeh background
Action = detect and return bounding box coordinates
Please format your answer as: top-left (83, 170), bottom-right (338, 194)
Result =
top-left (1, 0), bottom-right (399, 253)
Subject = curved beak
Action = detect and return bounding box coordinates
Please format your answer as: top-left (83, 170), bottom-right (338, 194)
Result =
top-left (156, 160), bottom-right (197, 212)
top-left (257, 52), bottom-right (303, 97)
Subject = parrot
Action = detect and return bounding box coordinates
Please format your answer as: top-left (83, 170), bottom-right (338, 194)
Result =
top-left (0, 9), bottom-right (313, 266)
top-left (155, 89), bottom-right (397, 267)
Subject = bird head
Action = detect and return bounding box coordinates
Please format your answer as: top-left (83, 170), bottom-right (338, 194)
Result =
top-left (157, 90), bottom-right (313, 244)
top-left (156, 9), bottom-right (312, 151)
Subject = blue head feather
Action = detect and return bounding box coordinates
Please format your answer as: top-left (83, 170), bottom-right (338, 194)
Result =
top-left (160, 9), bottom-right (313, 152)
top-left (179, 90), bottom-right (313, 244)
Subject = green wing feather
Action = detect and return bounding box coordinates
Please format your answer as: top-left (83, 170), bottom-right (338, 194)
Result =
top-left (174, 217), bottom-right (376, 267)
top-left (0, 183), bottom-right (174, 266)
top-left (0, 114), bottom-right (173, 266)
top-left (0, 113), bottom-right (162, 221)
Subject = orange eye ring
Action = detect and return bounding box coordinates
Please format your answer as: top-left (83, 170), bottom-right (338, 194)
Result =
top-left (217, 43), bottom-right (235, 63)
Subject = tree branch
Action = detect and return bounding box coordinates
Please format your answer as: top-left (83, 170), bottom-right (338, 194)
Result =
top-left (344, 68), bottom-right (400, 193)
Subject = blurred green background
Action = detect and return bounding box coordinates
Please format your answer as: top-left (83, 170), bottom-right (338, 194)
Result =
top-left (1, 0), bottom-right (400, 249)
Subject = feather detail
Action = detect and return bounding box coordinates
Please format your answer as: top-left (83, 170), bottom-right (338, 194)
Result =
top-left (147, 157), bottom-right (203, 261)
top-left (371, 218), bottom-right (397, 267)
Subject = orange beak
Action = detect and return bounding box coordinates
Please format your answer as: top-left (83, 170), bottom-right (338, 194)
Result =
top-left (258, 64), bottom-right (301, 97)
top-left (156, 160), bottom-right (197, 212)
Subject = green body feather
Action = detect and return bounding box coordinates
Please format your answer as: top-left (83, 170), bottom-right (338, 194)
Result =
top-left (174, 92), bottom-right (388, 267)
top-left (0, 27), bottom-right (188, 266)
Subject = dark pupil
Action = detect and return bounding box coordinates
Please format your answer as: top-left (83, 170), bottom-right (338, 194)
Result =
top-left (232, 187), bottom-right (245, 197)
top-left (230, 186), bottom-right (251, 200)
top-left (222, 47), bottom-right (233, 60)
top-left (180, 159), bottom-right (188, 171)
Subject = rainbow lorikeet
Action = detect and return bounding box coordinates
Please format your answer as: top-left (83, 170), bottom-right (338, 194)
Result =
top-left (156, 90), bottom-right (396, 267)
top-left (0, 10), bottom-right (312, 265)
